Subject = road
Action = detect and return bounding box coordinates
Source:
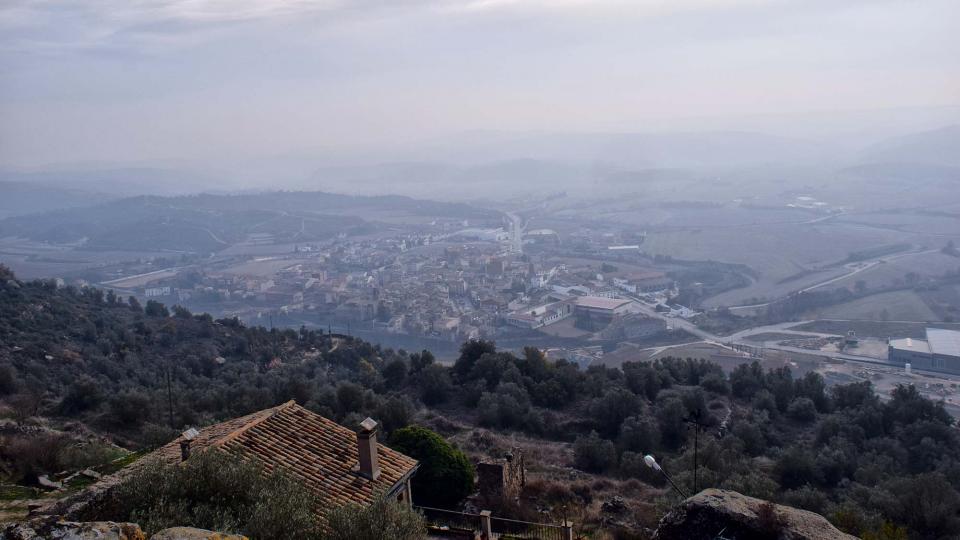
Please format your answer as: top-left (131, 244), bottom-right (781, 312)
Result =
top-left (624, 293), bottom-right (892, 367)
top-left (728, 248), bottom-right (940, 311)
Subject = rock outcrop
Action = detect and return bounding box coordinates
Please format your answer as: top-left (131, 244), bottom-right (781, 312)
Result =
top-left (0, 520), bottom-right (247, 540)
top-left (150, 527), bottom-right (247, 540)
top-left (653, 489), bottom-right (857, 540)
top-left (1, 517), bottom-right (146, 540)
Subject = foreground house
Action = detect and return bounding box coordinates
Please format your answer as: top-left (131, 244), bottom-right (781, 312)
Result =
top-left (54, 401), bottom-right (419, 522)
top-left (157, 400), bottom-right (420, 512)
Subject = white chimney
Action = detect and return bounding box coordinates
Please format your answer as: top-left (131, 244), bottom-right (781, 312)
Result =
top-left (357, 417), bottom-right (381, 480)
top-left (180, 428), bottom-right (199, 462)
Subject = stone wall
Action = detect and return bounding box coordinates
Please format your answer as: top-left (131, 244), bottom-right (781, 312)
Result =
top-left (477, 450), bottom-right (525, 502)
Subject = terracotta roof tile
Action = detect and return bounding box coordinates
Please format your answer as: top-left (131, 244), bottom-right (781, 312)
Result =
top-left (138, 401), bottom-right (418, 516)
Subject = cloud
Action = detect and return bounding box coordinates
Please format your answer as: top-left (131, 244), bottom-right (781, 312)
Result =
top-left (0, 0), bottom-right (957, 168)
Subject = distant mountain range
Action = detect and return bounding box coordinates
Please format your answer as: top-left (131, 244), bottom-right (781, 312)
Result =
top-left (0, 181), bottom-right (112, 219)
top-left (0, 191), bottom-right (499, 253)
top-left (857, 125), bottom-right (960, 167)
top-left (3, 125), bottom-right (958, 204)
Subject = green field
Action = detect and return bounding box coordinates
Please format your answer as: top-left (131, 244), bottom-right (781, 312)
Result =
top-left (791, 319), bottom-right (960, 339)
top-left (807, 290), bottom-right (940, 322)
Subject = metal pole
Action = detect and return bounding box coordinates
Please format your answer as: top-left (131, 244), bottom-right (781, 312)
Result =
top-left (694, 421), bottom-right (699, 493)
top-left (660, 469), bottom-right (688, 499)
top-left (166, 366), bottom-right (174, 428)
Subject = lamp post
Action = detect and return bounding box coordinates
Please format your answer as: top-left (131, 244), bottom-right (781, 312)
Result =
top-left (644, 455), bottom-right (688, 499)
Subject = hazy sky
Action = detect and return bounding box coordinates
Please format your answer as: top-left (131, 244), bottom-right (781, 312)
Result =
top-left (1, 0), bottom-right (958, 168)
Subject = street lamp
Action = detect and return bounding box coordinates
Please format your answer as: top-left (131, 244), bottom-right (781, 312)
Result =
top-left (644, 454), bottom-right (688, 499)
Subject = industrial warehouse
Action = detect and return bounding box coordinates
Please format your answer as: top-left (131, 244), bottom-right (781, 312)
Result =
top-left (888, 328), bottom-right (960, 374)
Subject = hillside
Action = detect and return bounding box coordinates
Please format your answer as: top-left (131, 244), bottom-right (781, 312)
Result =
top-left (0, 181), bottom-right (110, 220)
top-left (858, 125), bottom-right (960, 167)
top-left (2, 267), bottom-right (960, 538)
top-left (0, 191), bottom-right (498, 253)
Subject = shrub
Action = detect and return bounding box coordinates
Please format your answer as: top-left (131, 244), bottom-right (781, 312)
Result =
top-left (376, 395), bottom-right (415, 435)
top-left (700, 373), bottom-right (729, 395)
top-left (619, 415), bottom-right (660, 454)
top-left (787, 397), bottom-right (817, 423)
top-left (418, 365), bottom-right (453, 406)
top-left (775, 447), bottom-right (821, 489)
top-left (656, 397), bottom-right (688, 450)
top-left (573, 431), bottom-right (617, 473)
top-left (0, 364), bottom-right (18, 396)
top-left (1, 433), bottom-right (69, 484)
top-left (107, 390), bottom-right (153, 427)
top-left (59, 377), bottom-right (104, 415)
top-left (383, 359), bottom-right (408, 390)
top-left (336, 382), bottom-right (365, 415)
top-left (144, 300), bottom-right (169, 317)
top-left (389, 426), bottom-right (475, 508)
top-left (325, 495), bottom-right (426, 540)
top-left (453, 339), bottom-right (496, 381)
top-left (100, 450), bottom-right (320, 538)
top-left (590, 388), bottom-right (641, 437)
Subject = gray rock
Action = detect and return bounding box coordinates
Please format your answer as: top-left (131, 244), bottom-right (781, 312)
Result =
top-left (1, 517), bottom-right (145, 540)
top-left (149, 527), bottom-right (247, 540)
top-left (654, 489), bottom-right (857, 540)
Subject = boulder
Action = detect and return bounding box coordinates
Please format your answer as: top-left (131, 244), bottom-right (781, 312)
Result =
top-left (601, 495), bottom-right (628, 514)
top-left (1, 517), bottom-right (146, 540)
top-left (149, 528), bottom-right (247, 540)
top-left (653, 489), bottom-right (857, 540)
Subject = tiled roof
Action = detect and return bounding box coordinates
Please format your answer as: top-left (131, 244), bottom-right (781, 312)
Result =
top-left (142, 401), bottom-right (418, 512)
top-left (574, 296), bottom-right (632, 310)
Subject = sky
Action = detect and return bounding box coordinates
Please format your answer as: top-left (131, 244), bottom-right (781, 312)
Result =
top-left (0, 0), bottom-right (958, 169)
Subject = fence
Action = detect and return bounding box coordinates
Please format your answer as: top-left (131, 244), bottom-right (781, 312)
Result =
top-left (418, 505), bottom-right (483, 537)
top-left (491, 516), bottom-right (567, 540)
top-left (416, 506), bottom-right (573, 540)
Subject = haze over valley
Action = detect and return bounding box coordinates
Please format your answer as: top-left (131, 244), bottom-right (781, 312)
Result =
top-left (2, 1), bottom-right (960, 539)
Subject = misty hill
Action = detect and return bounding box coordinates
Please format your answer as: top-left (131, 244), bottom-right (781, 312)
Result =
top-left (295, 131), bottom-right (839, 199)
top-left (309, 158), bottom-right (591, 199)
top-left (0, 191), bottom-right (498, 253)
top-left (0, 167), bottom-right (226, 197)
top-left (840, 161), bottom-right (960, 183)
top-left (0, 181), bottom-right (110, 219)
top-left (858, 125), bottom-right (960, 167)
top-left (409, 130), bottom-right (839, 169)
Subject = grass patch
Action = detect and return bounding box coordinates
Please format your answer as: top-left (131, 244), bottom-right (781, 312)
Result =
top-left (95, 450), bottom-right (146, 476)
top-left (0, 484), bottom-right (41, 501)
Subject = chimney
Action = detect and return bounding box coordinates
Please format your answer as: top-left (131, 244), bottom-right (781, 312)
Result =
top-left (356, 417), bottom-right (381, 480)
top-left (180, 428), bottom-right (199, 462)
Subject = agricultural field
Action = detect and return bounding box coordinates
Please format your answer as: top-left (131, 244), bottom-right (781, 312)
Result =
top-left (220, 258), bottom-right (299, 277)
top-left (807, 290), bottom-right (940, 322)
top-left (824, 250), bottom-right (960, 291)
top-left (0, 237), bottom-right (174, 280)
top-left (790, 319), bottom-right (960, 339)
top-left (641, 220), bottom-right (912, 306)
top-left (835, 212), bottom-right (960, 237)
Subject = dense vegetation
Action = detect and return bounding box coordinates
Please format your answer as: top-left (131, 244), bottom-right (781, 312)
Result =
top-left (97, 451), bottom-right (320, 538)
top-left (3, 266), bottom-right (960, 538)
top-left (86, 450), bottom-right (424, 539)
top-left (390, 425), bottom-right (475, 507)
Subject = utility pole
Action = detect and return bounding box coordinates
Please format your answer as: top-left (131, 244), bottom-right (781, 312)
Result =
top-left (685, 409), bottom-right (705, 493)
top-left (165, 364), bottom-right (175, 428)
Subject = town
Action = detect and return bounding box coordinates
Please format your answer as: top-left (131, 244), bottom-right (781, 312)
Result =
top-left (85, 210), bottom-right (695, 364)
